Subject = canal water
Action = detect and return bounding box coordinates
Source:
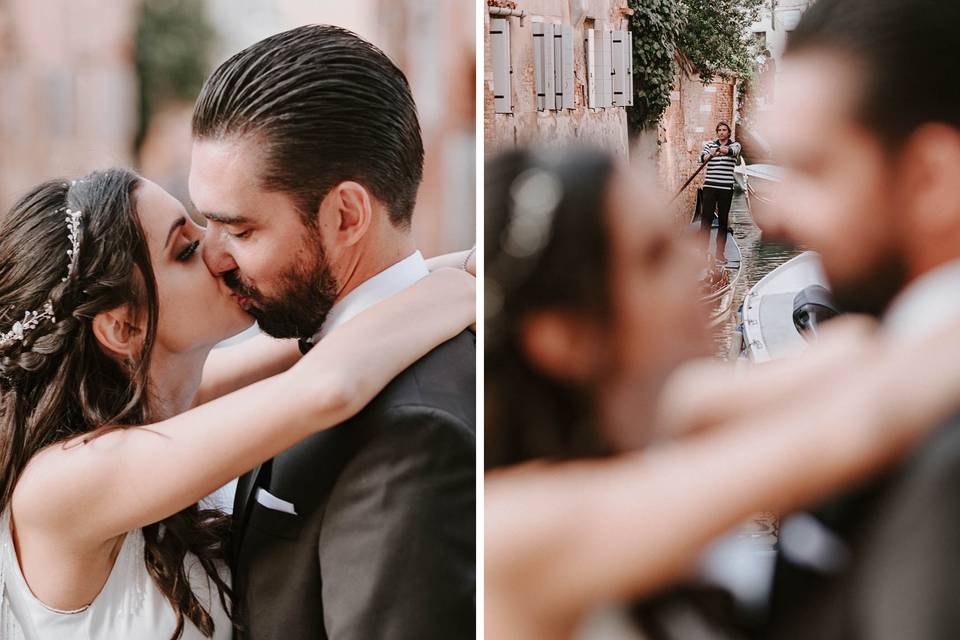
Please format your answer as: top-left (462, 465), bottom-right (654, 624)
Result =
top-left (713, 191), bottom-right (803, 360)
top-left (711, 190), bottom-right (802, 553)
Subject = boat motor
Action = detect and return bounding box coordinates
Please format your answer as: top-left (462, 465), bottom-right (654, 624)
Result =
top-left (792, 285), bottom-right (841, 339)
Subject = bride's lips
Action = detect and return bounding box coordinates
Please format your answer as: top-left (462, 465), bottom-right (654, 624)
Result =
top-left (230, 292), bottom-right (253, 311)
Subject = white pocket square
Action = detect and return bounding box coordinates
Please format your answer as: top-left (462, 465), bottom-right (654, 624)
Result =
top-left (255, 487), bottom-right (298, 515)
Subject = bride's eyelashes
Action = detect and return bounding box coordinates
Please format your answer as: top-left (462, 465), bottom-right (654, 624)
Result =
top-left (176, 240), bottom-right (201, 262)
top-left (229, 229), bottom-right (252, 240)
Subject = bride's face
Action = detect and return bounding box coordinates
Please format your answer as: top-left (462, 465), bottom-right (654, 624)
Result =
top-left (134, 179), bottom-right (253, 353)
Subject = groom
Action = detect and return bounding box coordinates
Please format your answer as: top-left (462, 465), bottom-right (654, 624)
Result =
top-left (187, 26), bottom-right (475, 639)
top-left (754, 0), bottom-right (960, 637)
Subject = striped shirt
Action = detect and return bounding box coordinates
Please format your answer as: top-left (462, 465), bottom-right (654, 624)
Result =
top-left (700, 139), bottom-right (741, 190)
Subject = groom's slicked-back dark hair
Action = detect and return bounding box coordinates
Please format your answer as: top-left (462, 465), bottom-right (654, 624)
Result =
top-left (787, 0), bottom-right (960, 147)
top-left (192, 24), bottom-right (424, 229)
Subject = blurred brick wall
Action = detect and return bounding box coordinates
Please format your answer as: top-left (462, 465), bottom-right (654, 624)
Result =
top-left (0, 0), bottom-right (138, 208)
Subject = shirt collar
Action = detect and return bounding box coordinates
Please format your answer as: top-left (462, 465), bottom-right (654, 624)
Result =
top-left (884, 258), bottom-right (960, 341)
top-left (313, 251), bottom-right (429, 342)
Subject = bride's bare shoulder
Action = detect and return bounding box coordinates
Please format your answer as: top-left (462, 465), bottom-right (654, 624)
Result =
top-left (10, 426), bottom-right (124, 531)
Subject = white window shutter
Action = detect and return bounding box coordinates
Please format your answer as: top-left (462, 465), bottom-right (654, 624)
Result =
top-left (491, 18), bottom-right (512, 113)
top-left (610, 31), bottom-right (626, 107)
top-left (612, 30), bottom-right (629, 107)
top-left (551, 25), bottom-right (563, 108)
top-left (532, 22), bottom-right (546, 111)
top-left (585, 29), bottom-right (597, 108)
top-left (599, 29), bottom-right (613, 108)
top-left (543, 23), bottom-right (556, 110)
top-left (625, 30), bottom-right (634, 106)
top-left (560, 24), bottom-right (575, 109)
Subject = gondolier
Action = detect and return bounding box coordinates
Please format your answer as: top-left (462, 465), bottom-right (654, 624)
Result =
top-left (699, 122), bottom-right (741, 263)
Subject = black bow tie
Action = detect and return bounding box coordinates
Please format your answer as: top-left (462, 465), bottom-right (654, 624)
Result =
top-left (298, 337), bottom-right (315, 355)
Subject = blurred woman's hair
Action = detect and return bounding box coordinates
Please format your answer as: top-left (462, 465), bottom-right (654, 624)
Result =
top-left (0, 170), bottom-right (231, 639)
top-left (485, 147), bottom-right (616, 469)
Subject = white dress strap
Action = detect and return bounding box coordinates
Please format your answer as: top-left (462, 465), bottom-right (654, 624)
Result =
top-left (0, 509), bottom-right (27, 640)
top-left (0, 509), bottom-right (230, 639)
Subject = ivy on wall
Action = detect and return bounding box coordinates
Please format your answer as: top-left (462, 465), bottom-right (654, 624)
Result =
top-left (625, 0), bottom-right (685, 134)
top-left (627, 0), bottom-right (764, 135)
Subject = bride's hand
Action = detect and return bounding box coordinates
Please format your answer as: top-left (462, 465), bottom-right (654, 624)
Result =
top-left (426, 248), bottom-right (477, 277)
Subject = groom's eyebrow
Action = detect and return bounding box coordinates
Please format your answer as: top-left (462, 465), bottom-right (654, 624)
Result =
top-left (202, 212), bottom-right (250, 225)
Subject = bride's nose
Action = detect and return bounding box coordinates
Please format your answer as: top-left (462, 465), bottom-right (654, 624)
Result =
top-left (201, 231), bottom-right (238, 277)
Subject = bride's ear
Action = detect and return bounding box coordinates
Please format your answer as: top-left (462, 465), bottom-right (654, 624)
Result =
top-left (519, 310), bottom-right (603, 384)
top-left (92, 306), bottom-right (143, 360)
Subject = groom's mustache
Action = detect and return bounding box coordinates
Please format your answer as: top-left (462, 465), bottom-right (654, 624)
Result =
top-left (222, 269), bottom-right (262, 304)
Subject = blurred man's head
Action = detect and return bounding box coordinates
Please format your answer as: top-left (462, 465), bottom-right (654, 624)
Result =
top-left (485, 148), bottom-right (709, 467)
top-left (766, 0), bottom-right (960, 316)
top-left (189, 25), bottom-right (424, 338)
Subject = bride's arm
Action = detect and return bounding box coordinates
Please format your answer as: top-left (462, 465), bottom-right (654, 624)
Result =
top-left (654, 316), bottom-right (877, 439)
top-left (487, 322), bottom-right (960, 623)
top-left (193, 249), bottom-right (476, 405)
top-left (192, 333), bottom-right (302, 407)
top-left (13, 268), bottom-right (475, 547)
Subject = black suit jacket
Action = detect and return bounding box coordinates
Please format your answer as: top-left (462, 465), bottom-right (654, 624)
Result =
top-left (231, 331), bottom-right (476, 639)
top-left (765, 414), bottom-right (960, 640)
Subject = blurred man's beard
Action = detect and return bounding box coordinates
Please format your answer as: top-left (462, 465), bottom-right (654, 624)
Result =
top-left (828, 251), bottom-right (909, 317)
top-left (224, 241), bottom-right (340, 340)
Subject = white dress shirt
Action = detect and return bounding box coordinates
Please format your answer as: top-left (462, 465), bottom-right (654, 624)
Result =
top-left (315, 250), bottom-right (430, 341)
top-left (883, 258), bottom-right (960, 341)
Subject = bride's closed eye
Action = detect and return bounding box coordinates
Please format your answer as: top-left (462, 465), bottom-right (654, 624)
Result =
top-left (176, 240), bottom-right (201, 262)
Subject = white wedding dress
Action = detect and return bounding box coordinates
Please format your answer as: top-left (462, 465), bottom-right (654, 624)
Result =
top-left (0, 510), bottom-right (231, 640)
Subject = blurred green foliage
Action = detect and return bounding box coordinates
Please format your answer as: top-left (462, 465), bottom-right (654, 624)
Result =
top-left (134, 0), bottom-right (213, 152)
top-left (627, 0), bottom-right (764, 135)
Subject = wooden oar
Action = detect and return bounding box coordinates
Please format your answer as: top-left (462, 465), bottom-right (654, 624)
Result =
top-left (669, 157), bottom-right (710, 205)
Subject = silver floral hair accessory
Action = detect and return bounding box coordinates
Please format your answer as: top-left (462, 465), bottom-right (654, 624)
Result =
top-left (0, 205), bottom-right (84, 348)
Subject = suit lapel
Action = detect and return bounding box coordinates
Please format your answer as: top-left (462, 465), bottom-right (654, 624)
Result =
top-left (232, 460), bottom-right (272, 559)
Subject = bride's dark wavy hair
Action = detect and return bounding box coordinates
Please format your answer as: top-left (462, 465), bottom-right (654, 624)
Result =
top-left (485, 148), bottom-right (616, 469)
top-left (0, 169), bottom-right (232, 639)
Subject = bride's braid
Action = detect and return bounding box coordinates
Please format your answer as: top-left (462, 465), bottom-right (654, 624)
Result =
top-left (0, 170), bottom-right (233, 639)
top-left (0, 180), bottom-right (79, 386)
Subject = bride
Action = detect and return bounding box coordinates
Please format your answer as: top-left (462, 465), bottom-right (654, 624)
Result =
top-left (0, 169), bottom-right (475, 639)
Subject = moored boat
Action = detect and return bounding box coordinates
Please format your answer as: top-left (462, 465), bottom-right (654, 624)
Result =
top-left (739, 251), bottom-right (840, 363)
top-left (689, 217), bottom-right (742, 328)
top-left (735, 163), bottom-right (784, 229)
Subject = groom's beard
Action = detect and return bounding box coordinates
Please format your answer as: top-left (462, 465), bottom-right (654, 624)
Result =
top-left (223, 242), bottom-right (340, 340)
top-left (828, 249), bottom-right (909, 318)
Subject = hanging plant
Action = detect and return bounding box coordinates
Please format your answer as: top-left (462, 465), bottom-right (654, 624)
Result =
top-left (626, 0), bottom-right (685, 134)
top-left (627, 0), bottom-right (764, 136)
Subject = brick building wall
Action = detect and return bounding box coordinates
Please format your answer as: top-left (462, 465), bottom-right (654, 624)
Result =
top-left (0, 0), bottom-right (138, 208)
top-left (739, 0), bottom-right (814, 164)
top-left (483, 0), bottom-right (632, 158)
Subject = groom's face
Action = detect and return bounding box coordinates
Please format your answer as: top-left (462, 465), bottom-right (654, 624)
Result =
top-left (188, 138), bottom-right (340, 339)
